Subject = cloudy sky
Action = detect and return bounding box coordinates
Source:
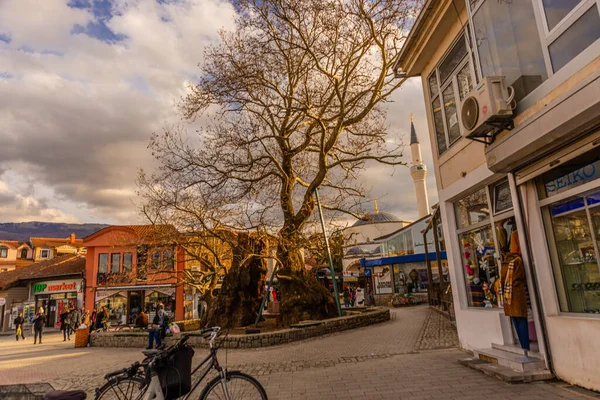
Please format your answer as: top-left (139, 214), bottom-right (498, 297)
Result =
top-left (0, 0), bottom-right (437, 225)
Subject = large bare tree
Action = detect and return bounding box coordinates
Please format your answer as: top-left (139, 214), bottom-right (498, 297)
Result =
top-left (140, 0), bottom-right (418, 324)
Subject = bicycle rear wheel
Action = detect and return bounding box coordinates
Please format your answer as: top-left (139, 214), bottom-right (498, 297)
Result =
top-left (199, 371), bottom-right (267, 400)
top-left (95, 376), bottom-right (145, 400)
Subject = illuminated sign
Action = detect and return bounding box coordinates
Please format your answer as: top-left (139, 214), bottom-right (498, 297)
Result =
top-left (31, 280), bottom-right (79, 295)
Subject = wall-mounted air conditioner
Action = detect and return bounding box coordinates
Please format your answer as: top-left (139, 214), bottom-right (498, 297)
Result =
top-left (460, 76), bottom-right (514, 142)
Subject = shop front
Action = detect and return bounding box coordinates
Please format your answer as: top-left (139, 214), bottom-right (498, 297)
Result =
top-left (515, 141), bottom-right (600, 389)
top-left (94, 285), bottom-right (177, 326)
top-left (31, 279), bottom-right (83, 328)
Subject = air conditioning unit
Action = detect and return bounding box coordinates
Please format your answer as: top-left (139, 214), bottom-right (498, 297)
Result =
top-left (460, 76), bottom-right (514, 140)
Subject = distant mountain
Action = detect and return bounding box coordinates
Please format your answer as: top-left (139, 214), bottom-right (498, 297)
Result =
top-left (0, 222), bottom-right (110, 242)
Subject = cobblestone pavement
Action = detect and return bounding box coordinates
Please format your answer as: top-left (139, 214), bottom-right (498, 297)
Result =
top-left (415, 310), bottom-right (459, 351)
top-left (0, 306), bottom-right (595, 399)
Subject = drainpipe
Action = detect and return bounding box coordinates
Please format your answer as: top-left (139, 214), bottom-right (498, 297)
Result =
top-left (507, 173), bottom-right (554, 374)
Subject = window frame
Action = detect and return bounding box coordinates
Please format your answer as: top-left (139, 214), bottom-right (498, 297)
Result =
top-left (40, 249), bottom-right (50, 259)
top-left (454, 179), bottom-right (514, 309)
top-left (0, 247), bottom-right (7, 258)
top-left (123, 252), bottom-right (133, 273)
top-left (110, 253), bottom-right (121, 274)
top-left (428, 26), bottom-right (477, 156)
top-left (20, 248), bottom-right (28, 259)
top-left (466, 0), bottom-right (600, 111)
top-left (541, 189), bottom-right (600, 314)
top-left (98, 253), bottom-right (109, 274)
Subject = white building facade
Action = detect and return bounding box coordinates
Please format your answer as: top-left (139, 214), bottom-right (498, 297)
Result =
top-left (396, 0), bottom-right (600, 390)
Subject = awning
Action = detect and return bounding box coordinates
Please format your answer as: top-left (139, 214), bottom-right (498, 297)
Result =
top-left (95, 284), bottom-right (174, 291)
top-left (360, 251), bottom-right (447, 267)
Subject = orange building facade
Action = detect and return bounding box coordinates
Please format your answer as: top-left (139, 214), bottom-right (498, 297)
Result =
top-left (83, 226), bottom-right (185, 325)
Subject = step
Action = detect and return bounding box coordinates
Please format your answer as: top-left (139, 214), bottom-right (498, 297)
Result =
top-left (492, 343), bottom-right (540, 356)
top-left (459, 357), bottom-right (554, 383)
top-left (473, 347), bottom-right (546, 373)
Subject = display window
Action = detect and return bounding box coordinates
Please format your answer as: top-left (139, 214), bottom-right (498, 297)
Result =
top-left (455, 180), bottom-right (516, 308)
top-left (145, 289), bottom-right (176, 320)
top-left (539, 150), bottom-right (600, 314)
top-left (95, 292), bottom-right (128, 324)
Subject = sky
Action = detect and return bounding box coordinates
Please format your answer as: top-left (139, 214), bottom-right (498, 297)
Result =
top-left (0, 0), bottom-right (437, 226)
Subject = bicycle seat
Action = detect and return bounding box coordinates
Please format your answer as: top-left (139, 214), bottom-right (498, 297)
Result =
top-left (43, 390), bottom-right (87, 400)
top-left (142, 349), bottom-right (161, 357)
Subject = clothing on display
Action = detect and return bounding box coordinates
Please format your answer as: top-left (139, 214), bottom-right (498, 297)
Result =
top-left (510, 230), bottom-right (521, 255)
top-left (469, 282), bottom-right (485, 307)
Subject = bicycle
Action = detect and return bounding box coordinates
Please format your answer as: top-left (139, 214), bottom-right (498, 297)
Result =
top-left (94, 327), bottom-right (268, 400)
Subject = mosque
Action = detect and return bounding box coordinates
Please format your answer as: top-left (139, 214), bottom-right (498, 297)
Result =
top-left (340, 116), bottom-right (447, 305)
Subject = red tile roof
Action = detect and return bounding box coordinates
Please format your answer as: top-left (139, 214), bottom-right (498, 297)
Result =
top-left (0, 255), bottom-right (85, 290)
top-left (30, 237), bottom-right (84, 248)
top-left (0, 240), bottom-right (20, 249)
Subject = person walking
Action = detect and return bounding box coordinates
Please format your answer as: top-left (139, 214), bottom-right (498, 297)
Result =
top-left (343, 286), bottom-right (351, 308)
top-left (60, 308), bottom-right (72, 341)
top-left (14, 312), bottom-right (26, 341)
top-left (69, 307), bottom-right (81, 333)
top-left (351, 286), bottom-right (357, 307)
top-left (33, 311), bottom-right (45, 344)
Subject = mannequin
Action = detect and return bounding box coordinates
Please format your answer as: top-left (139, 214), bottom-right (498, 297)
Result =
top-left (500, 253), bottom-right (529, 354)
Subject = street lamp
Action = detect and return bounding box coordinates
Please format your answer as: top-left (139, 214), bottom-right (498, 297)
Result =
top-left (314, 188), bottom-right (343, 317)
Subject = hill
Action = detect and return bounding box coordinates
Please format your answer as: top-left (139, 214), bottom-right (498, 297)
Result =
top-left (0, 222), bottom-right (109, 242)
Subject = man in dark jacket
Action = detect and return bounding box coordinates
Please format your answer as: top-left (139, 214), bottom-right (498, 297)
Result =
top-left (14, 312), bottom-right (25, 341)
top-left (33, 311), bottom-right (45, 344)
top-left (60, 309), bottom-right (72, 341)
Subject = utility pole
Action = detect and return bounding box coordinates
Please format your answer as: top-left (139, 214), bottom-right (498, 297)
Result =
top-left (314, 188), bottom-right (343, 317)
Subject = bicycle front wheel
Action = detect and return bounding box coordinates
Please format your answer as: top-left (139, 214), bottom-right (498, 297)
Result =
top-left (95, 376), bottom-right (145, 400)
top-left (199, 371), bottom-right (267, 400)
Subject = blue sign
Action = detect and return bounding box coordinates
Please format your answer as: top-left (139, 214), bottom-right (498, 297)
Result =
top-left (364, 268), bottom-right (372, 277)
top-left (546, 160), bottom-right (600, 197)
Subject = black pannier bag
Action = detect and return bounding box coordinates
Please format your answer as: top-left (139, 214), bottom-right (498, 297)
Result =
top-left (158, 345), bottom-right (195, 399)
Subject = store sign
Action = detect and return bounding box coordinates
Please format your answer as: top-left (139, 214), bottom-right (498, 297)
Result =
top-left (31, 280), bottom-right (80, 295)
top-left (546, 160), bottom-right (600, 197)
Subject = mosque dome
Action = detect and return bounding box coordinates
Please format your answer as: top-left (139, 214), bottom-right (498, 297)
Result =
top-left (352, 212), bottom-right (402, 227)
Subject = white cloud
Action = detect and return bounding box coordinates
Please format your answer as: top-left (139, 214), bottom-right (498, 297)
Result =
top-left (0, 0), bottom-right (437, 225)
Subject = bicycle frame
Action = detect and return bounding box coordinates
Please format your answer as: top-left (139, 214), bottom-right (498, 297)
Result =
top-left (136, 345), bottom-right (229, 400)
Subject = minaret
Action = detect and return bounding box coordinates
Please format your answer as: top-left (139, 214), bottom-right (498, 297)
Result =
top-left (409, 114), bottom-right (429, 218)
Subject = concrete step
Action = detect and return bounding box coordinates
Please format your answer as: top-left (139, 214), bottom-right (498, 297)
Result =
top-left (492, 342), bottom-right (540, 356)
top-left (459, 357), bottom-right (554, 383)
top-left (473, 347), bottom-right (546, 372)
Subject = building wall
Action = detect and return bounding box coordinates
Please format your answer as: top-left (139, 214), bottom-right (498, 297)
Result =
top-left (0, 286), bottom-right (30, 332)
top-left (344, 222), bottom-right (407, 246)
top-left (411, 1), bottom-right (600, 390)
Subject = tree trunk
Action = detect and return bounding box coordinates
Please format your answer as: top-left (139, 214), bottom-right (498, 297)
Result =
top-left (277, 235), bottom-right (337, 325)
top-left (206, 233), bottom-right (268, 328)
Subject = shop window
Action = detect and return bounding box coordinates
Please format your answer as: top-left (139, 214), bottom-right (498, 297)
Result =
top-left (428, 27), bottom-right (476, 156)
top-left (0, 247), bottom-right (7, 258)
top-left (111, 253), bottom-right (121, 274)
top-left (454, 187), bottom-right (490, 229)
top-left (98, 253), bottom-right (109, 274)
top-left (95, 293), bottom-right (127, 324)
top-left (455, 181), bottom-right (517, 308)
top-left (543, 191), bottom-right (600, 313)
top-left (123, 253), bottom-right (133, 273)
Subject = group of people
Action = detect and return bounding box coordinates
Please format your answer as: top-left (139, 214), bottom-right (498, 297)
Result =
top-left (13, 307), bottom-right (50, 344)
top-left (343, 286), bottom-right (358, 308)
top-left (13, 302), bottom-right (169, 349)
